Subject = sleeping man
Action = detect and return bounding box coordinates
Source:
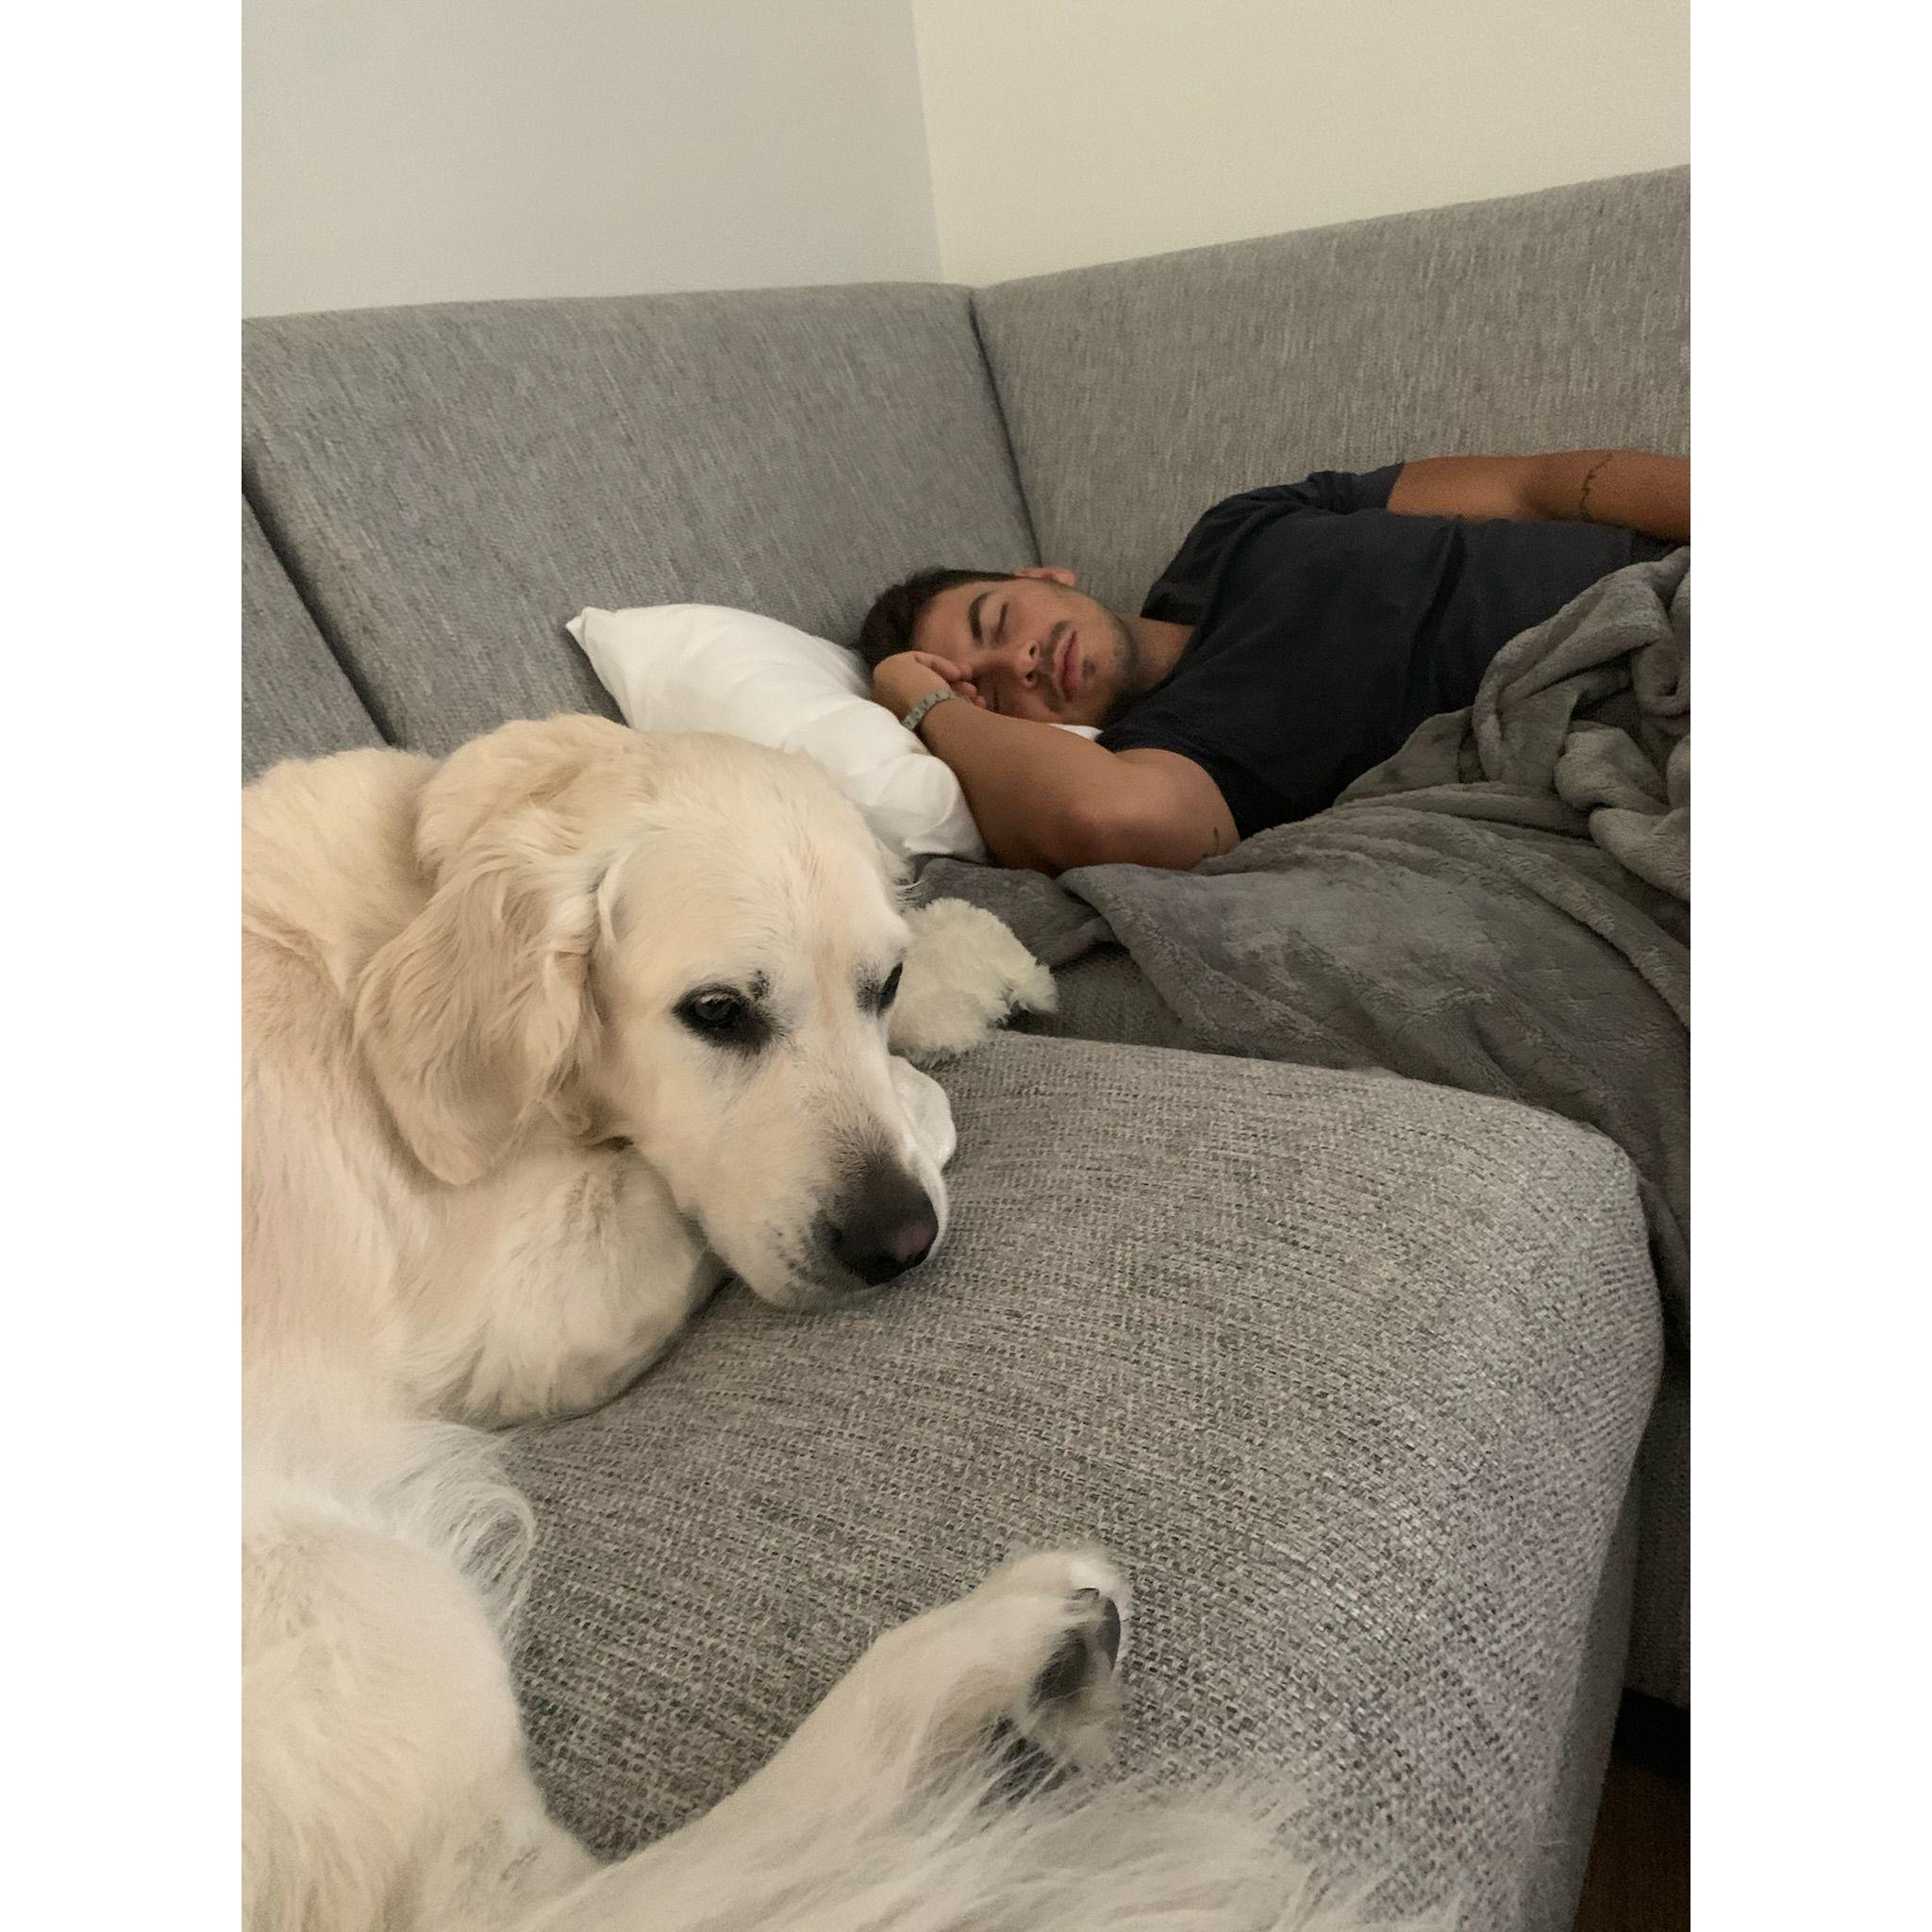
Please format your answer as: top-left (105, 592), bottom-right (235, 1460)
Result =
top-left (855, 450), bottom-right (1690, 874)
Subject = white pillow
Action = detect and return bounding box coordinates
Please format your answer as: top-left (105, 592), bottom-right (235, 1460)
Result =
top-left (569, 603), bottom-right (985, 860)
top-left (570, 604), bottom-right (1098, 864)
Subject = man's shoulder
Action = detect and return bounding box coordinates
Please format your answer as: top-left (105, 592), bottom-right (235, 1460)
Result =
top-left (1141, 466), bottom-right (1407, 620)
top-left (1191, 465), bottom-right (1404, 528)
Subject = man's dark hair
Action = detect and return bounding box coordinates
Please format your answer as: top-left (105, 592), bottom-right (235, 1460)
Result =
top-left (853, 567), bottom-right (1014, 671)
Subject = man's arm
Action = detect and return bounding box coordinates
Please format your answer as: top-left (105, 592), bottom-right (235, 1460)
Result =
top-left (873, 655), bottom-right (1236, 874)
top-left (1386, 450), bottom-right (1689, 543)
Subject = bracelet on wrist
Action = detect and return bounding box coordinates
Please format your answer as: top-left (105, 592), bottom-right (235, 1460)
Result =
top-left (900, 688), bottom-right (954, 737)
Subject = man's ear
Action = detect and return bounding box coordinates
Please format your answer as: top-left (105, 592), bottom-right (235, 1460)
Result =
top-left (1014, 564), bottom-right (1077, 588)
top-left (353, 809), bottom-right (602, 1188)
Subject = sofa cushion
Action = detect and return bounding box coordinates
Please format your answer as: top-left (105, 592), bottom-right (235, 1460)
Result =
top-left (242, 497), bottom-right (383, 777)
top-left (508, 1035), bottom-right (1661, 1929)
top-left (243, 285), bottom-right (1036, 756)
top-left (973, 168), bottom-right (1689, 615)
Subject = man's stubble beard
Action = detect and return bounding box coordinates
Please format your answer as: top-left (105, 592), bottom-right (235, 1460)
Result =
top-left (1094, 608), bottom-right (1148, 730)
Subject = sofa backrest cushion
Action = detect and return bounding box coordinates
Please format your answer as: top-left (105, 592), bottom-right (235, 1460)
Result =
top-left (972, 168), bottom-right (1689, 616)
top-left (242, 497), bottom-right (384, 778)
top-left (243, 287), bottom-right (1035, 756)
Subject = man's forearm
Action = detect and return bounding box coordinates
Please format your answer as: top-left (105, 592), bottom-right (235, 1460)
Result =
top-left (1388, 450), bottom-right (1690, 542)
top-left (915, 699), bottom-right (1122, 873)
top-left (1530, 450), bottom-right (1690, 543)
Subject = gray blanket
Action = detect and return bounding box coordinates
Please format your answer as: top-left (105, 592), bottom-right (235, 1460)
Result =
top-left (918, 553), bottom-right (1690, 1341)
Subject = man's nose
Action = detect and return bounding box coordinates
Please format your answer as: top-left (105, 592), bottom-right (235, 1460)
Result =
top-left (995, 633), bottom-right (1041, 683)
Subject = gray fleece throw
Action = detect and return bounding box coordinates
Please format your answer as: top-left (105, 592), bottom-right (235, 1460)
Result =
top-left (917, 553), bottom-right (1690, 1341)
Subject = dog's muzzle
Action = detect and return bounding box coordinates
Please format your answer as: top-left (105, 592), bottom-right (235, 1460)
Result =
top-left (827, 1158), bottom-right (940, 1287)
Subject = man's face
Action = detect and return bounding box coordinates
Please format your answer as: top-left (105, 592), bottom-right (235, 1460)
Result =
top-left (911, 568), bottom-right (1141, 728)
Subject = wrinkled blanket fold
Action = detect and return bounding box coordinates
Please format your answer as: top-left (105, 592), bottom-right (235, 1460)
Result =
top-left (918, 554), bottom-right (1690, 1341)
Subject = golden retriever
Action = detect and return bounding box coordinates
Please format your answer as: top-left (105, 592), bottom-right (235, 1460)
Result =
top-left (242, 716), bottom-right (1413, 1932)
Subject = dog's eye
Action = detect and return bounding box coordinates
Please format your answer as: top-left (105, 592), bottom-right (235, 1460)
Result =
top-left (871, 963), bottom-right (903, 1014)
top-left (675, 988), bottom-right (767, 1050)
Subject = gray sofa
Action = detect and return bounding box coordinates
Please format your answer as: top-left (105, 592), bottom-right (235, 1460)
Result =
top-left (243, 167), bottom-right (1688, 1929)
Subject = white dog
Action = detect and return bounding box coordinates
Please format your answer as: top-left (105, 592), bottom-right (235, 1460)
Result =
top-left (242, 716), bottom-right (1418, 1932)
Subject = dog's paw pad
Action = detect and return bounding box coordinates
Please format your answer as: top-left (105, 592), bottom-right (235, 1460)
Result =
top-left (1094, 1592), bottom-right (1123, 1667)
top-left (967, 1551), bottom-right (1128, 1771)
top-left (1033, 1589), bottom-right (1122, 1706)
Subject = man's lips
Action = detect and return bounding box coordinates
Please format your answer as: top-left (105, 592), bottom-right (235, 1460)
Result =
top-left (1055, 629), bottom-right (1079, 702)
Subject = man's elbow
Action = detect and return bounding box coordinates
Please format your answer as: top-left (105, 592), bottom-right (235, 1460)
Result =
top-left (1045, 795), bottom-right (1194, 873)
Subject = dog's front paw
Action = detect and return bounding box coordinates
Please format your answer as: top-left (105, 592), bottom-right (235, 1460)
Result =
top-left (890, 900), bottom-right (1057, 1063)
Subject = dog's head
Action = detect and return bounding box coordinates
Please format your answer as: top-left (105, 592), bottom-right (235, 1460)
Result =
top-left (353, 716), bottom-right (946, 1307)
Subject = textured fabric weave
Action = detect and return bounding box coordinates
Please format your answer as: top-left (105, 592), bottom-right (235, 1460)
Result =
top-left (973, 169), bottom-right (1689, 617)
top-left (1023, 958), bottom-right (1691, 1711)
top-left (242, 497), bottom-right (383, 776)
top-left (243, 285), bottom-right (1036, 756)
top-left (508, 1036), bottom-right (1661, 1930)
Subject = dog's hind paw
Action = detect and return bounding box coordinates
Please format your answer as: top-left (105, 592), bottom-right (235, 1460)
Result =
top-left (890, 900), bottom-right (1057, 1063)
top-left (969, 1547), bottom-right (1127, 1772)
top-left (764, 1547), bottom-right (1130, 1805)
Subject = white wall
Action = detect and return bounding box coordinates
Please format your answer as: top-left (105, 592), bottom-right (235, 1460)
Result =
top-left (244, 0), bottom-right (941, 316)
top-left (910, 0), bottom-right (1690, 285)
top-left (245, 2), bottom-right (1690, 315)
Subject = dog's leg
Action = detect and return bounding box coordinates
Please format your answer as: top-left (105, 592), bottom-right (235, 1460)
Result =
top-left (520, 1552), bottom-right (1424, 1932)
top-left (719, 1545), bottom-right (1129, 1803)
top-left (244, 1438), bottom-right (598, 1932)
top-left (890, 900), bottom-right (1057, 1062)
top-left (890, 1055), bottom-right (958, 1171)
top-left (522, 1550), bottom-right (1129, 1930)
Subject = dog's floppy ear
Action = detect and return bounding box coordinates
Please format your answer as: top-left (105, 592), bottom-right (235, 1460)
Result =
top-left (354, 808), bottom-right (601, 1187)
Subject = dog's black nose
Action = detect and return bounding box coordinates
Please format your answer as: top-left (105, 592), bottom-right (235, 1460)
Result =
top-left (830, 1162), bottom-right (940, 1287)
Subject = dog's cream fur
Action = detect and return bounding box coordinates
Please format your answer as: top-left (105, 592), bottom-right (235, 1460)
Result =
top-left (243, 717), bottom-right (1428, 1932)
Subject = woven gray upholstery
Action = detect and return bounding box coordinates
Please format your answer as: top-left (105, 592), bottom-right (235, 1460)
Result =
top-left (1523, 1494), bottom-right (1635, 1931)
top-left (242, 497), bottom-right (383, 777)
top-left (972, 168), bottom-right (1689, 615)
top-left (1025, 938), bottom-right (1691, 1709)
top-left (242, 285), bottom-right (1036, 757)
top-left (509, 1036), bottom-right (1661, 1930)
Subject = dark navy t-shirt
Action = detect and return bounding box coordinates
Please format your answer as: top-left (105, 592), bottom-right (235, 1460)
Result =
top-left (1099, 466), bottom-right (1669, 838)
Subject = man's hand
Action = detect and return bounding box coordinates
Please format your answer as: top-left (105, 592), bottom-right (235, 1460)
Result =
top-left (871, 650), bottom-right (978, 719)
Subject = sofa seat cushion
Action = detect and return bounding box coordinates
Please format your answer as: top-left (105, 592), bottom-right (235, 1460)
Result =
top-left (508, 1035), bottom-right (1659, 1926)
top-left (509, 1035), bottom-right (1661, 1924)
